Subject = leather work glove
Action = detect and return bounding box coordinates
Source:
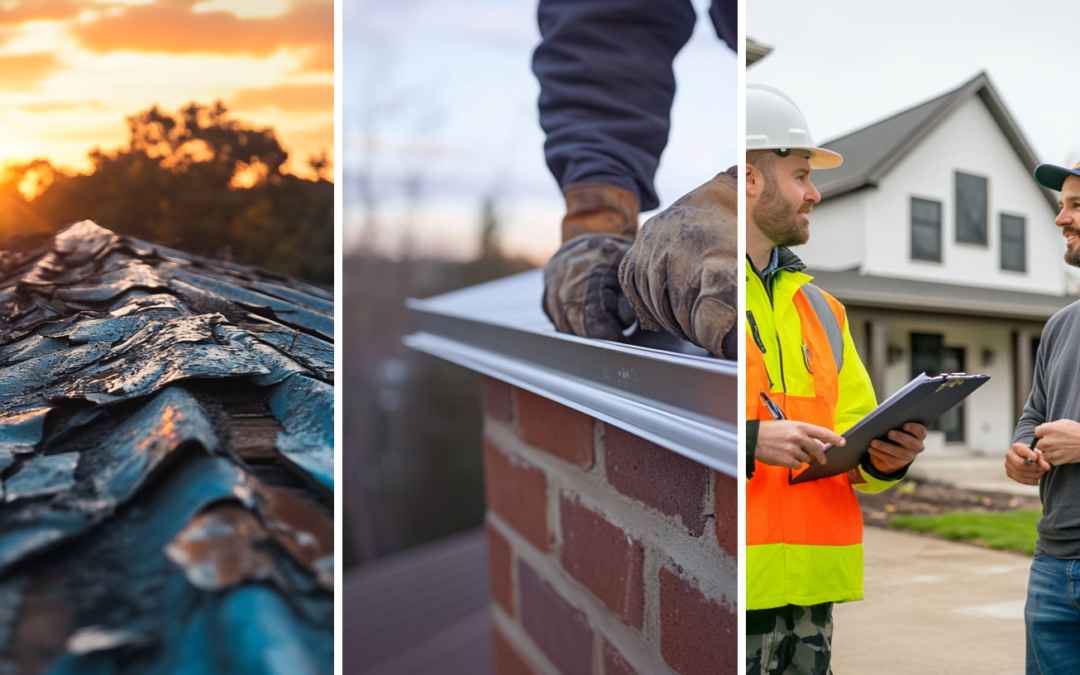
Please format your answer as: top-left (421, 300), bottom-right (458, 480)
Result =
top-left (618, 167), bottom-right (738, 359)
top-left (542, 183), bottom-right (640, 341)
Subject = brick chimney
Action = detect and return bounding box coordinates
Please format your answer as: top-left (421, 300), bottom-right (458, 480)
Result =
top-left (481, 377), bottom-right (736, 675)
top-left (405, 270), bottom-right (737, 675)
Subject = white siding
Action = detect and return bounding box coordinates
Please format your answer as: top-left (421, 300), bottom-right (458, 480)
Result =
top-left (798, 190), bottom-right (866, 270)
top-left (862, 96), bottom-right (1063, 294)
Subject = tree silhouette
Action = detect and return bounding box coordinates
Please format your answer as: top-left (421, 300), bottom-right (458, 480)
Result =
top-left (0, 102), bottom-right (332, 284)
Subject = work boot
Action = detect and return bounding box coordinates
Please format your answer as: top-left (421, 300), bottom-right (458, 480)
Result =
top-left (542, 183), bottom-right (639, 341)
top-left (619, 167), bottom-right (738, 359)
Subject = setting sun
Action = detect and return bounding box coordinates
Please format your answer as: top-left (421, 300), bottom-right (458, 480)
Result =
top-left (0, 0), bottom-right (333, 179)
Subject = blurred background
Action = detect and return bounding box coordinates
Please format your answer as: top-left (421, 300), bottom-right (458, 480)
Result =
top-left (345, 0), bottom-right (737, 569)
top-left (0, 0), bottom-right (333, 284)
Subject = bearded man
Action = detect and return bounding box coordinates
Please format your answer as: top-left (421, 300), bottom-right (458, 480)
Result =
top-left (744, 84), bottom-right (927, 675)
top-left (1006, 162), bottom-right (1080, 675)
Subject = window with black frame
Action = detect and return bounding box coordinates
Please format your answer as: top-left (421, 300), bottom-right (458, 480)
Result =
top-left (1001, 213), bottom-right (1026, 272)
top-left (911, 197), bottom-right (942, 261)
top-left (955, 172), bottom-right (988, 245)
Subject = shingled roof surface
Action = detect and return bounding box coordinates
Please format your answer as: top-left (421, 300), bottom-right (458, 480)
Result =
top-left (813, 72), bottom-right (1055, 210)
top-left (0, 221), bottom-right (333, 674)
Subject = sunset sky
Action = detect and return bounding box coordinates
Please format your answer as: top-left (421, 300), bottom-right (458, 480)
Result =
top-left (0, 0), bottom-right (333, 179)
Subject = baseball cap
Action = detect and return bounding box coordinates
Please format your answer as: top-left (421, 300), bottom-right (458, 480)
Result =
top-left (1034, 161), bottom-right (1080, 191)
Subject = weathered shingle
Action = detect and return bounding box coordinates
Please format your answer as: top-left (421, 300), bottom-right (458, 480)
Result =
top-left (0, 221), bottom-right (333, 674)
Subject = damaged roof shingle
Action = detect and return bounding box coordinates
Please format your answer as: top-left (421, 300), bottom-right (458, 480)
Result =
top-left (0, 221), bottom-right (333, 674)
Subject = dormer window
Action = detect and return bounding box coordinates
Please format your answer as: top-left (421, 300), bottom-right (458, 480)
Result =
top-left (955, 172), bottom-right (988, 245)
top-left (1001, 213), bottom-right (1026, 272)
top-left (911, 197), bottom-right (942, 262)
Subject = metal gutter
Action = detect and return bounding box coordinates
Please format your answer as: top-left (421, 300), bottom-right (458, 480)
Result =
top-left (404, 270), bottom-right (737, 477)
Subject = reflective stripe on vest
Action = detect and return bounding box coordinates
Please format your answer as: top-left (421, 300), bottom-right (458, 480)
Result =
top-left (801, 283), bottom-right (843, 374)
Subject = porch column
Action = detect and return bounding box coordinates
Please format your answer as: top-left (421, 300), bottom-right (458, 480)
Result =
top-left (868, 318), bottom-right (888, 402)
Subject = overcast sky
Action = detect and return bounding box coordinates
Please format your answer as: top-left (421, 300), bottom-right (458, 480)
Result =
top-left (346, 0), bottom-right (737, 263)
top-left (748, 0), bottom-right (1080, 169)
top-left (0, 0), bottom-right (332, 179)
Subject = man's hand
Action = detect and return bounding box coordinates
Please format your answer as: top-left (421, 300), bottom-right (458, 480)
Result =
top-left (1005, 442), bottom-right (1050, 485)
top-left (543, 183), bottom-right (640, 341)
top-left (756, 420), bottom-right (846, 469)
top-left (867, 423), bottom-right (927, 474)
top-left (543, 234), bottom-right (637, 341)
top-left (619, 169), bottom-right (738, 358)
top-left (1033, 419), bottom-right (1080, 466)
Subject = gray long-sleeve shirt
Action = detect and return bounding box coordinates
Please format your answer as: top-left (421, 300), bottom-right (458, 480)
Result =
top-left (1014, 299), bottom-right (1080, 558)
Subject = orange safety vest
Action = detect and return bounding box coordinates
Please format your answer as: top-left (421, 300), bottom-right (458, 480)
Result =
top-left (746, 261), bottom-right (875, 609)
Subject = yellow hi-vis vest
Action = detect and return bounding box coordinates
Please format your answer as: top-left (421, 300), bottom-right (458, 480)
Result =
top-left (745, 256), bottom-right (902, 610)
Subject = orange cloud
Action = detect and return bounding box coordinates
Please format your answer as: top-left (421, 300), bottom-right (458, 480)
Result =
top-left (0, 0), bottom-right (83, 26)
top-left (278, 123), bottom-right (333, 169)
top-left (0, 52), bottom-right (63, 91)
top-left (72, 0), bottom-right (331, 57)
top-left (231, 84), bottom-right (332, 112)
top-left (19, 101), bottom-right (105, 113)
top-left (299, 42), bottom-right (332, 72)
top-left (282, 123), bottom-right (333, 147)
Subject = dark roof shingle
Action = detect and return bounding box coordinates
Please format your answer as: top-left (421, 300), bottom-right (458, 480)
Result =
top-left (814, 72), bottom-right (1057, 212)
top-left (0, 221), bottom-right (333, 673)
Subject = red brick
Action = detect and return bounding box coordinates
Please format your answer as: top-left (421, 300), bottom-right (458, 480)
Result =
top-left (559, 495), bottom-right (644, 629)
top-left (604, 424), bottom-right (710, 536)
top-left (659, 567), bottom-right (736, 675)
top-left (486, 520), bottom-right (514, 615)
top-left (713, 471), bottom-right (737, 560)
top-left (603, 639), bottom-right (639, 675)
top-left (514, 388), bottom-right (594, 469)
top-left (483, 437), bottom-right (549, 550)
top-left (518, 561), bottom-right (593, 675)
top-left (482, 376), bottom-right (514, 423)
top-left (493, 622), bottom-right (540, 675)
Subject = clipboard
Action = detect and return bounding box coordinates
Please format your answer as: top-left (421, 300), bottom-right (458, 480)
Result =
top-left (789, 372), bottom-right (989, 485)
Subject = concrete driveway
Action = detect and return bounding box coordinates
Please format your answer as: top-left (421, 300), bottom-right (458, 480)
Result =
top-left (832, 527), bottom-right (1030, 674)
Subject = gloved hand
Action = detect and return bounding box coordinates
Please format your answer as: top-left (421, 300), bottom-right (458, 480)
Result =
top-left (618, 167), bottom-right (738, 359)
top-left (542, 183), bottom-right (640, 341)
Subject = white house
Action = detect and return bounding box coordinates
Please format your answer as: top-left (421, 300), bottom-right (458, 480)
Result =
top-left (798, 73), bottom-right (1075, 456)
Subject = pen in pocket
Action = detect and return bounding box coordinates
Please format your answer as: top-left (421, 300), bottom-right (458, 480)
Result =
top-left (760, 391), bottom-right (786, 421)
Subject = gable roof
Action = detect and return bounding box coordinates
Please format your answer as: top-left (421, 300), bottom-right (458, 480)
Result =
top-left (814, 72), bottom-right (1058, 211)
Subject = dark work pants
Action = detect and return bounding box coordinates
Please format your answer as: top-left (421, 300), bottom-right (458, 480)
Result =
top-left (532, 0), bottom-right (736, 211)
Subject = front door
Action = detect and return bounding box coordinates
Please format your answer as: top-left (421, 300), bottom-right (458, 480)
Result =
top-left (910, 333), bottom-right (966, 444)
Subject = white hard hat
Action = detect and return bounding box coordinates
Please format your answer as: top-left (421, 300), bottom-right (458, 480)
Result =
top-left (746, 84), bottom-right (842, 169)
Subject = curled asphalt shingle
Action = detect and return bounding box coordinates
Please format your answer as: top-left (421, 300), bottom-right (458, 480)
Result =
top-left (0, 221), bottom-right (333, 674)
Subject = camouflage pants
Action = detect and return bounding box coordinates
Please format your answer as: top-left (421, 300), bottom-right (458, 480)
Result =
top-left (746, 603), bottom-right (834, 675)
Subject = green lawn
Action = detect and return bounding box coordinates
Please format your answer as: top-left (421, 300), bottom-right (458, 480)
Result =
top-left (889, 510), bottom-right (1041, 555)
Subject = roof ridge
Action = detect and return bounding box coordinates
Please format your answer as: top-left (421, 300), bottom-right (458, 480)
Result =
top-left (821, 72), bottom-right (983, 147)
top-left (813, 72), bottom-right (1056, 211)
